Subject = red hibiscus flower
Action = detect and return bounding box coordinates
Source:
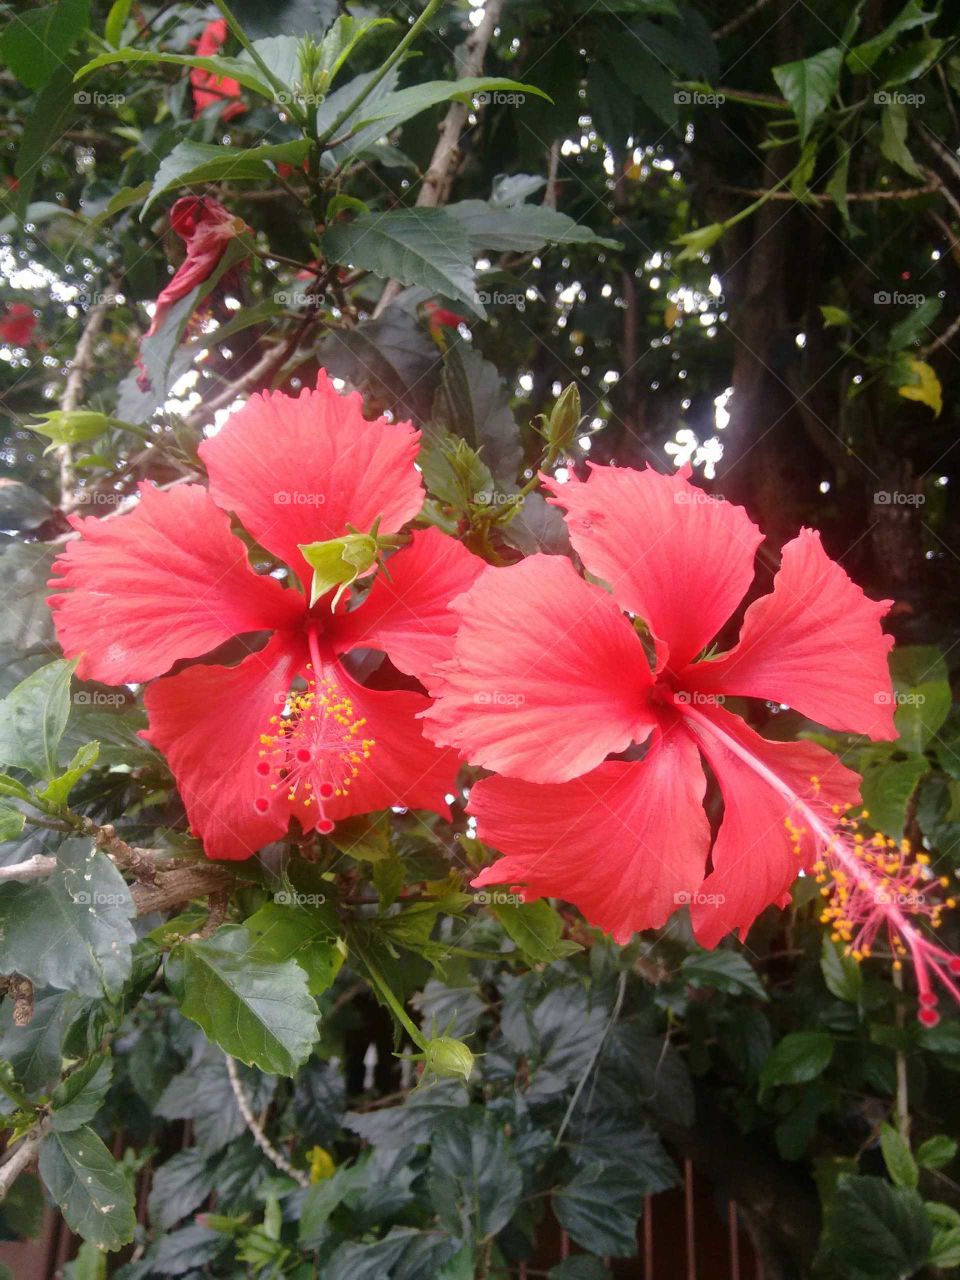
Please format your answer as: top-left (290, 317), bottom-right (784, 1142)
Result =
top-left (190, 19), bottom-right (245, 121)
top-left (424, 464), bottom-right (959, 1019)
top-left (0, 302), bottom-right (36, 346)
top-left (48, 372), bottom-right (483, 860)
top-left (423, 300), bottom-right (467, 339)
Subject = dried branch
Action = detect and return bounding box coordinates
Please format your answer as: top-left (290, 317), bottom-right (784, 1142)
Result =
top-left (0, 1121), bottom-right (48, 1201)
top-left (225, 1055), bottom-right (310, 1188)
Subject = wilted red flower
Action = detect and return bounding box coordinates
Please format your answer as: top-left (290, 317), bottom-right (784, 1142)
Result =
top-left (49, 372), bottom-right (483, 859)
top-left (423, 300), bottom-right (467, 337)
top-left (424, 464), bottom-right (959, 1017)
top-left (190, 19), bottom-right (245, 121)
top-left (0, 302), bottom-right (36, 346)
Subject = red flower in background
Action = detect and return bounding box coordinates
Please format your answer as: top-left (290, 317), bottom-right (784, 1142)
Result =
top-left (423, 300), bottom-right (467, 339)
top-left (49, 372), bottom-right (483, 859)
top-left (424, 464), bottom-right (959, 1019)
top-left (0, 302), bottom-right (36, 346)
top-left (190, 19), bottom-right (245, 121)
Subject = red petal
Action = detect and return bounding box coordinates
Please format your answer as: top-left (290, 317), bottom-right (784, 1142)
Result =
top-left (471, 719), bottom-right (711, 942)
top-left (544, 465), bottom-right (762, 671)
top-left (48, 483), bottom-right (302, 684)
top-left (682, 702), bottom-right (862, 947)
top-left (422, 553), bottom-right (655, 784)
top-left (142, 631), bottom-right (306, 860)
top-left (332, 528), bottom-right (486, 684)
top-left (144, 197), bottom-right (241, 340)
top-left (199, 371), bottom-right (424, 578)
top-left (680, 528), bottom-right (896, 739)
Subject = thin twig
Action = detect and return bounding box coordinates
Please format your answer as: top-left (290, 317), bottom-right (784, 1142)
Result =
top-left (0, 1121), bottom-right (48, 1200)
top-left (225, 1055), bottom-right (310, 1188)
top-left (58, 282), bottom-right (119, 512)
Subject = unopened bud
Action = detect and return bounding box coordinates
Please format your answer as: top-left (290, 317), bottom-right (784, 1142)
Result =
top-left (538, 383), bottom-right (582, 456)
top-left (421, 1035), bottom-right (476, 1084)
top-left (29, 409), bottom-right (113, 453)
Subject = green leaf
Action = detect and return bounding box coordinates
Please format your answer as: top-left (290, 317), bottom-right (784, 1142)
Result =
top-left (141, 140), bottom-right (311, 218)
top-left (242, 900), bottom-right (343, 996)
top-left (860, 754), bottom-right (928, 838)
top-left (39, 1125), bottom-right (136, 1250)
top-left (12, 62), bottom-right (81, 220)
top-left (0, 988), bottom-right (84, 1093)
top-left (0, 658), bottom-right (75, 778)
top-left (322, 209), bottom-right (480, 315)
top-left (76, 47), bottom-right (276, 101)
top-left (147, 1149), bottom-right (215, 1230)
top-left (230, 0), bottom-right (337, 39)
top-left (350, 76), bottom-right (550, 133)
top-left (847, 0), bottom-right (937, 73)
top-left (880, 1123), bottom-right (919, 1189)
top-left (917, 1134), bottom-right (957, 1169)
top-left (432, 344), bottom-right (522, 487)
top-left (0, 801), bottom-right (25, 841)
top-left (826, 1174), bottom-right (931, 1277)
top-left (104, 0), bottom-right (132, 46)
top-left (489, 899), bottom-right (580, 964)
top-left (553, 1161), bottom-right (643, 1257)
top-left (820, 304), bottom-right (851, 328)
top-left (680, 949), bottom-right (768, 999)
top-left (0, 0), bottom-right (89, 90)
top-left (428, 1108), bottom-right (523, 1240)
top-left (446, 199), bottom-right (618, 252)
top-left (550, 1261), bottom-right (609, 1280)
top-left (327, 811), bottom-right (392, 862)
top-left (879, 101), bottom-right (922, 178)
top-left (820, 935), bottom-right (863, 1003)
top-left (890, 644), bottom-right (951, 751)
top-left (772, 47), bottom-right (843, 142)
top-left (36, 741), bottom-right (100, 809)
top-left (51, 1054), bottom-right (113, 1132)
top-left (166, 924), bottom-right (319, 1074)
top-left (0, 840), bottom-right (135, 997)
top-left (759, 1030), bottom-right (834, 1092)
top-left (886, 296), bottom-right (941, 352)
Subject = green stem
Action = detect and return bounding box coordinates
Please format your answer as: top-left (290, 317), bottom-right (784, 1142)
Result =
top-left (349, 932), bottom-right (427, 1050)
top-left (315, 0), bottom-right (443, 147)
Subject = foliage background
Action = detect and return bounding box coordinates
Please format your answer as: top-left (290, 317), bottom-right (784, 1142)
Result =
top-left (0, 0), bottom-right (959, 1277)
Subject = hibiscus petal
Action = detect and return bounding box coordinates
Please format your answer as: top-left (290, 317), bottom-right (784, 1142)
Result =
top-left (332, 528), bottom-right (486, 685)
top-left (544, 464), bottom-right (763, 671)
top-left (142, 631), bottom-right (306, 860)
top-left (48, 483), bottom-right (302, 684)
top-left (680, 528), bottom-right (896, 739)
top-left (681, 702), bottom-right (862, 947)
top-left (199, 371), bottom-right (424, 577)
top-left (422, 553), bottom-right (655, 784)
top-left (470, 719), bottom-right (711, 942)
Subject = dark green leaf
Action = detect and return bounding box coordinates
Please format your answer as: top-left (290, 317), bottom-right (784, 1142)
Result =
top-left (890, 644), bottom-right (951, 750)
top-left (141, 140), bottom-right (311, 217)
top-left (0, 988), bottom-right (83, 1094)
top-left (446, 200), bottom-right (618, 252)
top-left (917, 1134), bottom-right (957, 1169)
top-left (680, 949), bottom-right (768, 999)
top-left (860, 753), bottom-right (928, 838)
top-left (880, 1123), bottom-right (918, 1189)
top-left (0, 0), bottom-right (89, 90)
top-left (166, 924), bottom-right (318, 1074)
top-left (553, 1161), bottom-right (642, 1257)
top-left (820, 935), bottom-right (863, 1003)
top-left (433, 345), bottom-right (522, 486)
top-left (428, 1108), bottom-right (523, 1239)
top-left (147, 1149), bottom-right (215, 1230)
top-left (826, 1174), bottom-right (931, 1278)
top-left (489, 899), bottom-right (579, 965)
top-left (759, 1030), bottom-right (833, 1092)
top-left (350, 77), bottom-right (550, 134)
top-left (39, 1124), bottom-right (136, 1250)
top-left (0, 658), bottom-right (75, 777)
top-left (242, 899), bottom-right (343, 996)
top-left (772, 48), bottom-right (843, 142)
top-left (51, 1054), bottom-right (113, 1131)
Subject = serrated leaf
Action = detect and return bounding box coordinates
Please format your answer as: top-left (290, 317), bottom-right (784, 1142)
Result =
top-left (489, 899), bottom-right (580, 964)
top-left (433, 344), bottom-right (522, 486)
top-left (446, 200), bottom-right (618, 252)
top-left (820, 935), bottom-right (863, 1003)
top-left (0, 802), bottom-right (25, 841)
top-left (349, 76), bottom-right (550, 133)
top-left (141, 140), bottom-right (311, 218)
top-left (772, 47), bottom-right (843, 142)
top-left (0, 0), bottom-right (89, 90)
top-left (0, 988), bottom-right (84, 1093)
top-left (880, 1123), bottom-right (919, 1188)
top-left (553, 1161), bottom-right (643, 1257)
top-left (147, 1149), bottom-right (215, 1230)
top-left (323, 209), bottom-right (480, 315)
top-left (51, 1054), bottom-right (113, 1131)
top-left (76, 48), bottom-right (276, 102)
top-left (917, 1134), bottom-right (957, 1169)
top-left (0, 659), bottom-right (76, 778)
top-left (428, 1108), bottom-right (523, 1240)
top-left (890, 644), bottom-right (951, 751)
top-left (826, 1174), bottom-right (931, 1277)
top-left (242, 900), bottom-right (343, 996)
top-left (36, 741), bottom-right (100, 808)
top-left (0, 840), bottom-right (135, 998)
top-left (166, 924), bottom-right (318, 1074)
top-left (39, 1125), bottom-right (136, 1250)
top-left (680, 949), bottom-right (768, 999)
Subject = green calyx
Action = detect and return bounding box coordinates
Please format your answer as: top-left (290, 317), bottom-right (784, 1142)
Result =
top-left (298, 516), bottom-right (404, 608)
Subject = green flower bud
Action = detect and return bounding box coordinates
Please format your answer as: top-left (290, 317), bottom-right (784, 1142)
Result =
top-left (537, 383), bottom-right (583, 457)
top-left (421, 1036), bottom-right (476, 1084)
top-left (299, 531), bottom-right (380, 607)
top-left (29, 410), bottom-right (113, 453)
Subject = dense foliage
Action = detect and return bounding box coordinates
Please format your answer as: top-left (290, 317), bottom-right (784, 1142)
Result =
top-left (0, 1), bottom-right (959, 1278)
